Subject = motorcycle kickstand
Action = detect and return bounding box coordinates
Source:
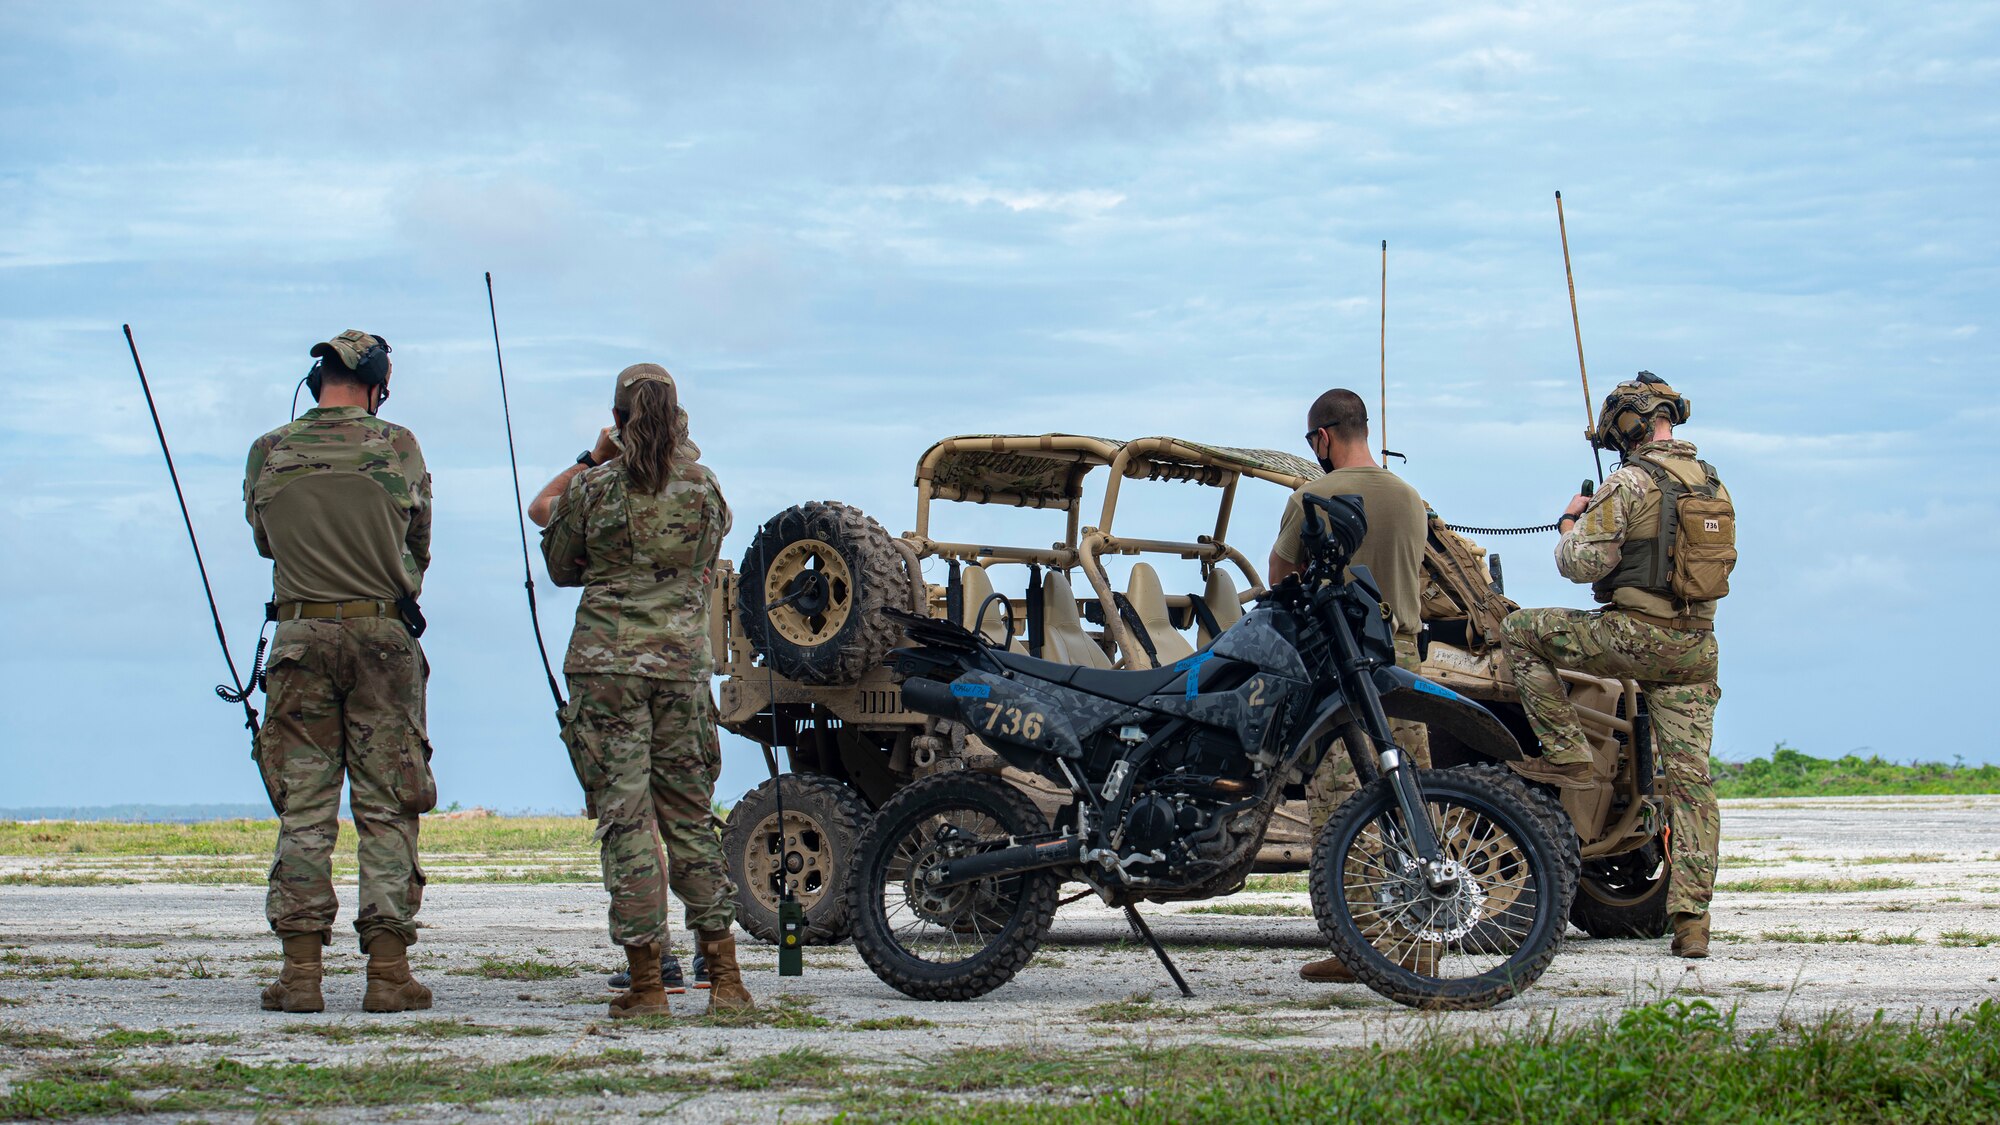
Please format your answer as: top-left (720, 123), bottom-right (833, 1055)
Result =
top-left (1123, 905), bottom-right (1194, 999)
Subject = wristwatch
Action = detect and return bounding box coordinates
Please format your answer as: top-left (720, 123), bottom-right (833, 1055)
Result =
top-left (1557, 513), bottom-right (1579, 531)
top-left (576, 450), bottom-right (597, 468)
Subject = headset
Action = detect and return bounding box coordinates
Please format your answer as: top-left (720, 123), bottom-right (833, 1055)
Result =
top-left (295, 336), bottom-right (392, 418)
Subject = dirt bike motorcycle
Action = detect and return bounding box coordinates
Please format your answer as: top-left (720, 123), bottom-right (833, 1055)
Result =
top-left (847, 493), bottom-right (1574, 1010)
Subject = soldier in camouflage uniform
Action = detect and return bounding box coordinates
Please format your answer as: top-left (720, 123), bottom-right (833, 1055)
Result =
top-left (1501, 373), bottom-right (1732, 959)
top-left (245, 330), bottom-right (436, 1014)
top-left (529, 363), bottom-right (752, 1017)
top-left (1267, 389), bottom-right (1433, 983)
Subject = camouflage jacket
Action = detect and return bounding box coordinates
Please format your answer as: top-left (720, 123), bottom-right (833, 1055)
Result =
top-left (244, 406), bottom-right (431, 604)
top-left (1556, 438), bottom-right (1724, 621)
top-left (541, 456), bottom-right (731, 680)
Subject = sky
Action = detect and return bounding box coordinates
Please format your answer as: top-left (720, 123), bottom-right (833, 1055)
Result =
top-left (1, 2), bottom-right (1994, 813)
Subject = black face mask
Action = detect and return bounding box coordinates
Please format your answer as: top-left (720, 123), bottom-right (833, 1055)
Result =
top-left (1307, 429), bottom-right (1335, 473)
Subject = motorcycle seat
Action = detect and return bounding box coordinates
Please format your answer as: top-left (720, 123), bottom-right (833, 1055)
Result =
top-left (989, 649), bottom-right (1186, 705)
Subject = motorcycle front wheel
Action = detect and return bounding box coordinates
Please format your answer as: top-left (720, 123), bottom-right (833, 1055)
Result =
top-left (1310, 768), bottom-right (1572, 1010)
top-left (847, 771), bottom-right (1061, 1002)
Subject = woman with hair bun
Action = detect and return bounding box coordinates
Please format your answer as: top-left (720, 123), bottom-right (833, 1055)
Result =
top-left (529, 363), bottom-right (750, 1018)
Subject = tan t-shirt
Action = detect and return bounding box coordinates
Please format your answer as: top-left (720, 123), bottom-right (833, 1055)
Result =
top-left (1273, 466), bottom-right (1427, 636)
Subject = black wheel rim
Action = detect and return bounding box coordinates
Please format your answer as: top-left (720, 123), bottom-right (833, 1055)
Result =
top-left (1332, 789), bottom-right (1548, 982)
top-left (872, 802), bottom-right (1030, 968)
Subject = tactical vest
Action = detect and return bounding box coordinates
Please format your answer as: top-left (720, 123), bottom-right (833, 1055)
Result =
top-left (1592, 454), bottom-right (1735, 625)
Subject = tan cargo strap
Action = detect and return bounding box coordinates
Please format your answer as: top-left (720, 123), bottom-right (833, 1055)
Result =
top-left (1607, 607), bottom-right (1713, 633)
top-left (272, 600), bottom-right (397, 621)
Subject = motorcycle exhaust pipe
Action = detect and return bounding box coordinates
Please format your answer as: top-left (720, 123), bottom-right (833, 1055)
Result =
top-left (900, 676), bottom-right (959, 719)
top-left (934, 836), bottom-right (1082, 887)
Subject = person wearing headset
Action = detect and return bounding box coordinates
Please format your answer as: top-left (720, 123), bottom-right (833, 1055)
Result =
top-left (244, 330), bottom-right (437, 1014)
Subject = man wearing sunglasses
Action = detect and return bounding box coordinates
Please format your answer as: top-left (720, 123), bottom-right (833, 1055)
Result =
top-left (244, 330), bottom-right (437, 1015)
top-left (1268, 387), bottom-right (1432, 984)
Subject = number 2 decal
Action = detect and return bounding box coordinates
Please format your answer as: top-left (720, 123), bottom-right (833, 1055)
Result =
top-left (1248, 678), bottom-right (1267, 708)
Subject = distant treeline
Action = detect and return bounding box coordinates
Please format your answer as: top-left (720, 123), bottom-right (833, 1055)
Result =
top-left (1712, 744), bottom-right (2000, 798)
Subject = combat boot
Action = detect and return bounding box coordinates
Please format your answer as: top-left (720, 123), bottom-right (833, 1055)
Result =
top-left (698, 930), bottom-right (754, 1013)
top-left (1670, 912), bottom-right (1710, 959)
top-left (362, 934), bottom-right (434, 1013)
top-left (609, 943), bottom-right (671, 1018)
top-left (1300, 944), bottom-right (1435, 983)
top-left (260, 934), bottom-right (326, 1013)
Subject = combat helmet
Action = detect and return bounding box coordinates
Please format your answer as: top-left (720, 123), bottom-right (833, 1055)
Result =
top-left (1593, 371), bottom-right (1690, 454)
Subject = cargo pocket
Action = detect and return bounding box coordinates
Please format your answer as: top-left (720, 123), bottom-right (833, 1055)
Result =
top-left (253, 642), bottom-right (313, 816)
top-left (396, 735), bottom-right (439, 816)
top-left (558, 697), bottom-right (604, 819)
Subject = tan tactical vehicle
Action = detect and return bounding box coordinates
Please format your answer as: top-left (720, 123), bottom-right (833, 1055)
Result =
top-left (713, 434), bottom-right (1671, 946)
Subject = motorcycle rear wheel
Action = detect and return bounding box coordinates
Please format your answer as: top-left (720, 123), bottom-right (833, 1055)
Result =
top-left (848, 771), bottom-right (1060, 1002)
top-left (1310, 768), bottom-right (1571, 1010)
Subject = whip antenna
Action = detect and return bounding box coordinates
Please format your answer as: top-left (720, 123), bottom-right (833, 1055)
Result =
top-left (485, 272), bottom-right (566, 711)
top-left (123, 325), bottom-right (261, 740)
top-left (1556, 192), bottom-right (1606, 482)
top-left (1379, 240), bottom-right (1404, 465)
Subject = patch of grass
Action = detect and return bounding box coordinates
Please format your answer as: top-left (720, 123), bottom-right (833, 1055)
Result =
top-left (1273, 991), bottom-right (1375, 1010)
top-left (1761, 929), bottom-right (1922, 946)
top-left (0, 816), bottom-right (598, 860)
top-left (848, 1016), bottom-right (937, 1031)
top-left (1081, 993), bottom-right (1197, 1023)
top-left (0, 953), bottom-right (153, 981)
top-left (0, 1078), bottom-right (137, 1119)
top-left (0, 871), bottom-right (132, 887)
top-left (1, 1049), bottom-right (699, 1117)
top-left (1184, 903), bottom-right (1313, 918)
top-left (854, 1000), bottom-right (2000, 1123)
top-left (1940, 931), bottom-right (2000, 948)
top-left (1241, 874), bottom-right (1308, 893)
top-left (731, 1046), bottom-right (847, 1090)
top-left (95, 1028), bottom-right (240, 1049)
top-left (95, 938), bottom-right (165, 949)
top-left (0, 1025), bottom-right (84, 1050)
top-left (1856, 853), bottom-right (1948, 865)
top-left (454, 957), bottom-right (577, 981)
top-left (1712, 744), bottom-right (2000, 798)
top-left (0, 996), bottom-right (29, 1007)
top-left (1723, 875), bottom-right (1916, 893)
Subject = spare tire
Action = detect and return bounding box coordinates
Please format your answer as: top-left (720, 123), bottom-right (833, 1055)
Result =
top-left (738, 501), bottom-right (912, 686)
top-left (724, 773), bottom-right (871, 946)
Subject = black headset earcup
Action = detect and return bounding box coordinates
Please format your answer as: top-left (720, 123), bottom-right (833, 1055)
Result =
top-left (306, 362), bottom-right (324, 401)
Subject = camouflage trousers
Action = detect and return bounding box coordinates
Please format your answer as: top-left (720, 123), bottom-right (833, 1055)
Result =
top-left (1500, 607), bottom-right (1722, 918)
top-left (258, 618), bottom-right (435, 952)
top-left (561, 675), bottom-right (736, 948)
top-left (1306, 635), bottom-right (1431, 833)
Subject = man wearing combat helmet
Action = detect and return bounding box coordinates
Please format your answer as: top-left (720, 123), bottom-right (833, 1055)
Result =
top-left (244, 329), bottom-right (437, 1013)
top-left (1502, 372), bottom-right (1736, 959)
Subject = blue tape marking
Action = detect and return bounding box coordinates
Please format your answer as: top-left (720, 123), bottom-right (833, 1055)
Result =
top-left (1175, 651), bottom-right (1217, 698)
top-left (1410, 678), bottom-right (1462, 702)
top-left (950, 682), bottom-right (992, 699)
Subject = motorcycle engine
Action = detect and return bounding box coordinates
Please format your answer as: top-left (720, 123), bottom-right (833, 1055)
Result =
top-left (1121, 795), bottom-right (1179, 854)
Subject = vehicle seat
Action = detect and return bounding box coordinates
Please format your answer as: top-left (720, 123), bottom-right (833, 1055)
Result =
top-left (1123, 563), bottom-right (1195, 666)
top-left (1199, 569), bottom-right (1245, 646)
top-left (960, 563), bottom-right (1021, 650)
top-left (1042, 571), bottom-right (1114, 669)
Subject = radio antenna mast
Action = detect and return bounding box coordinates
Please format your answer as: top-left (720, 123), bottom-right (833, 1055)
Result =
top-left (1555, 192), bottom-right (1606, 482)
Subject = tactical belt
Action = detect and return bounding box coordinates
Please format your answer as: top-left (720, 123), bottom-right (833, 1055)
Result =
top-left (1608, 607), bottom-right (1714, 633)
top-left (270, 599), bottom-right (397, 622)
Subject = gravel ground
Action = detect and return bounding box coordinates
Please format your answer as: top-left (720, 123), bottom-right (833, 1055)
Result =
top-left (3, 795), bottom-right (1998, 1122)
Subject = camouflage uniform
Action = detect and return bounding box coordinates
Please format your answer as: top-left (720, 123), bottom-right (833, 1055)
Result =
top-left (1305, 634), bottom-right (1431, 831)
top-left (543, 451), bottom-right (735, 949)
top-left (245, 404), bottom-right (435, 952)
top-left (1500, 438), bottom-right (1725, 918)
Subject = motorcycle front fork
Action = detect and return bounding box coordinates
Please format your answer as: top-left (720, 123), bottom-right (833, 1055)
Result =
top-left (1329, 626), bottom-right (1450, 888)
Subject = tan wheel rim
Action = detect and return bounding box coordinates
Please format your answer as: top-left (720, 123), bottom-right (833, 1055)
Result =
top-left (762, 540), bottom-right (854, 647)
top-left (743, 809), bottom-right (836, 914)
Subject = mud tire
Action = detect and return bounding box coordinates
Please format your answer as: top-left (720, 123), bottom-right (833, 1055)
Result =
top-left (738, 501), bottom-right (911, 686)
top-left (848, 772), bottom-right (1060, 1002)
top-left (1570, 835), bottom-right (1673, 939)
top-left (1310, 769), bottom-right (1569, 1010)
top-left (724, 774), bottom-right (871, 946)
top-left (1458, 762), bottom-right (1583, 921)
